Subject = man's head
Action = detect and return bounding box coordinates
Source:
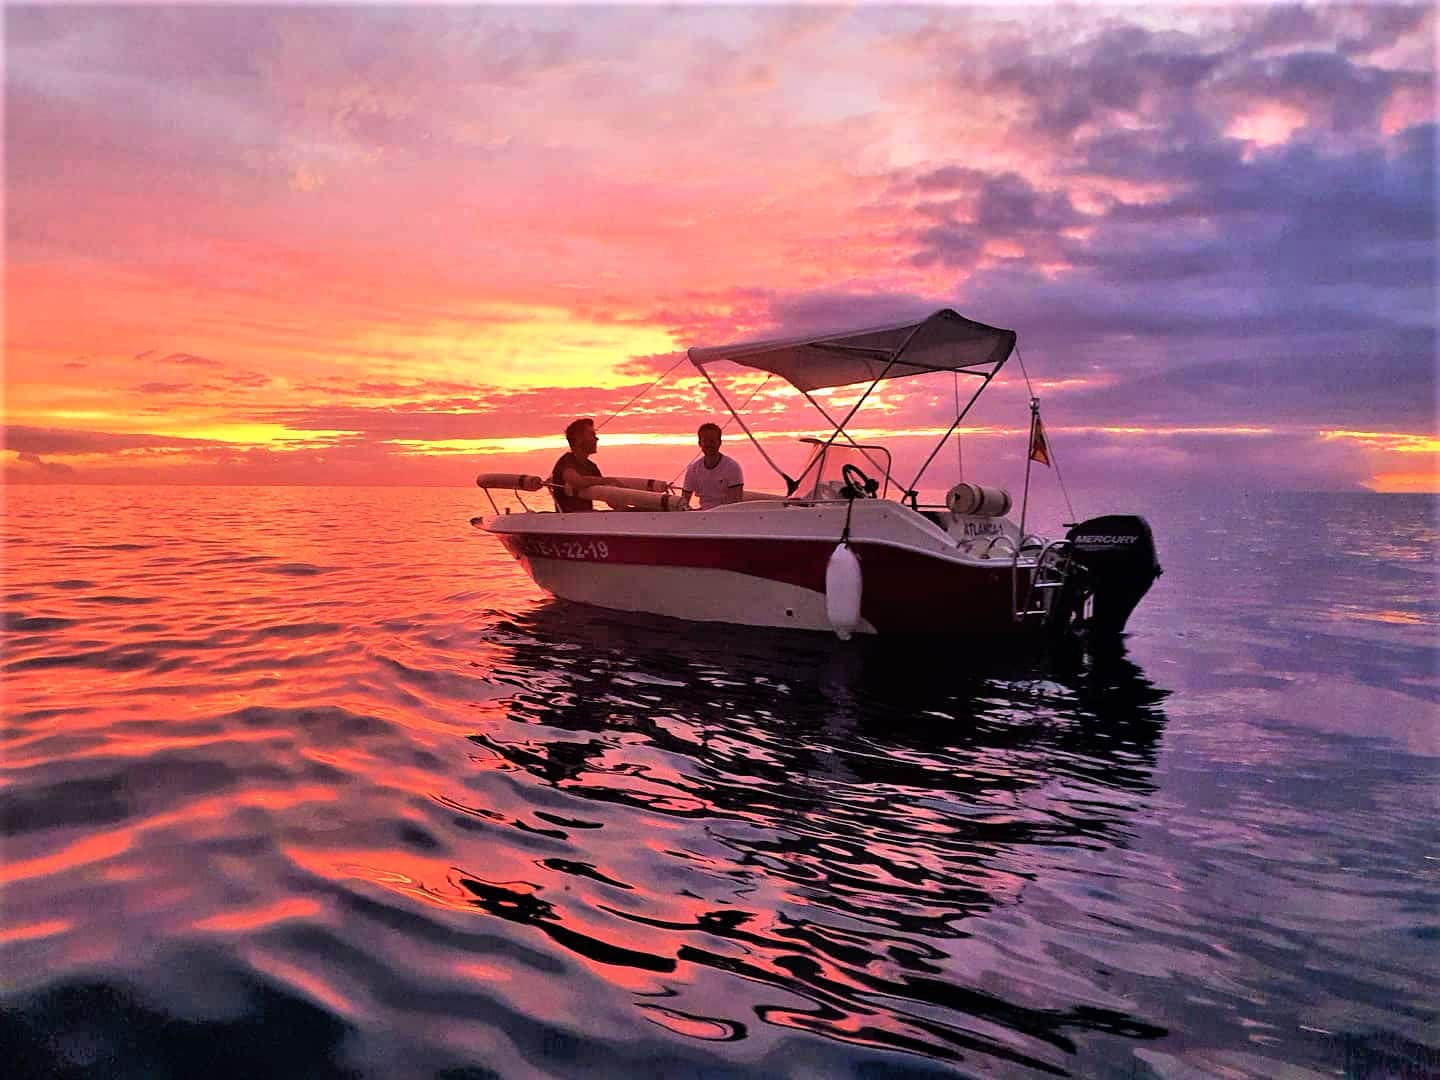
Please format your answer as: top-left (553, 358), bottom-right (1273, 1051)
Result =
top-left (565, 417), bottom-right (597, 455)
top-left (697, 422), bottom-right (722, 458)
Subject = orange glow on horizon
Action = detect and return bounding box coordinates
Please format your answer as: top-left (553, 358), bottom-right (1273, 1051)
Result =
top-left (354, 306), bottom-right (679, 390)
top-left (1367, 472), bottom-right (1440, 494)
top-left (4, 6), bottom-right (1431, 494)
top-left (1321, 431), bottom-right (1440, 454)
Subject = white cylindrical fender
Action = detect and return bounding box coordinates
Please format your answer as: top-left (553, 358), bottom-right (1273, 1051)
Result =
top-left (589, 485), bottom-right (687, 512)
top-left (606, 476), bottom-right (668, 492)
top-left (946, 482), bottom-right (1011, 517)
top-left (825, 542), bottom-right (862, 641)
top-left (476, 473), bottom-right (544, 491)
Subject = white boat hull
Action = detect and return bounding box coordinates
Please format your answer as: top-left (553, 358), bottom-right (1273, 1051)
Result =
top-left (480, 501), bottom-right (1037, 637)
top-left (522, 557), bottom-right (879, 634)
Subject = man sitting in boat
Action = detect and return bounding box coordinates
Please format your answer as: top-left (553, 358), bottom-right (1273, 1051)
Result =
top-left (551, 417), bottom-right (607, 512)
top-left (681, 422), bottom-right (744, 509)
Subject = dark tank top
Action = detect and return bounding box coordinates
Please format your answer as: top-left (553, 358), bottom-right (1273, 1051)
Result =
top-left (551, 452), bottom-right (601, 512)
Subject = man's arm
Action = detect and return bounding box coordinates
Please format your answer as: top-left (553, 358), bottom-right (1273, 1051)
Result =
top-left (722, 461), bottom-right (744, 503)
top-left (680, 462), bottom-right (697, 506)
top-left (561, 466), bottom-right (608, 493)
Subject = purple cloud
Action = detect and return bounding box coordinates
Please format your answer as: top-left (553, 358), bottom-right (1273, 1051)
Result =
top-left (2, 426), bottom-right (215, 454)
top-left (160, 352), bottom-right (224, 367)
top-left (16, 451), bottom-right (77, 475)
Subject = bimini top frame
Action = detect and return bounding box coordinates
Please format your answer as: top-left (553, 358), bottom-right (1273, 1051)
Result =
top-left (686, 308), bottom-right (1016, 499)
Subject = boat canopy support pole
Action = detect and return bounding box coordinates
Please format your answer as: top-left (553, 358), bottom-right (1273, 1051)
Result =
top-left (789, 321), bottom-right (930, 494)
top-left (799, 390), bottom-right (905, 495)
top-left (954, 371), bottom-right (964, 482)
top-left (696, 363), bottom-right (799, 495)
top-left (790, 367), bottom-right (893, 494)
top-left (904, 368), bottom-right (997, 496)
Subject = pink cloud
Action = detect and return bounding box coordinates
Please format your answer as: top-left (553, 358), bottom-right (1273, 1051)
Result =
top-left (4, 5), bottom-right (1432, 491)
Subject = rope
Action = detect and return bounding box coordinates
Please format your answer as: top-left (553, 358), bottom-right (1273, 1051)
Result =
top-left (1051, 437), bottom-right (1077, 523)
top-left (1012, 344), bottom-right (1037, 399)
top-left (594, 353), bottom-right (689, 432)
top-left (839, 491), bottom-right (855, 543)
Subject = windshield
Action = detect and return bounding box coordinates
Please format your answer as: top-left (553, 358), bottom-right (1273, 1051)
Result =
top-left (797, 440), bottom-right (893, 499)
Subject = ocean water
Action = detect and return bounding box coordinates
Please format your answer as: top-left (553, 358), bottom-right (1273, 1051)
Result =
top-left (1, 486), bottom-right (1435, 1079)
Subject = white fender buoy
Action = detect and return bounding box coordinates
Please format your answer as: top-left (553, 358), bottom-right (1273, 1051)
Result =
top-left (825, 543), bottom-right (862, 640)
top-left (607, 476), bottom-right (668, 492)
top-left (589, 485), bottom-right (688, 512)
top-left (475, 473), bottom-right (544, 492)
top-left (945, 482), bottom-right (1011, 517)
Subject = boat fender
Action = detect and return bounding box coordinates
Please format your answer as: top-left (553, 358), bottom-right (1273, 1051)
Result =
top-left (825, 543), bottom-right (862, 640)
top-left (589, 485), bottom-right (688, 512)
top-left (476, 473), bottom-right (544, 492)
top-left (946, 482), bottom-right (1011, 517)
top-left (607, 476), bottom-right (669, 492)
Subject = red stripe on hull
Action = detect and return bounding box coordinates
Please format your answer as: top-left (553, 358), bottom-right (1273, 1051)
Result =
top-left (851, 541), bottom-right (1017, 634)
top-left (496, 530), bottom-right (1026, 636)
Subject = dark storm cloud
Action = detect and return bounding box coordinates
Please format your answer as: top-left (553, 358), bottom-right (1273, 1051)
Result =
top-left (897, 5), bottom-right (1435, 440)
top-left (1033, 427), bottom-right (1377, 493)
top-left (1045, 331), bottom-right (1436, 432)
top-left (911, 171), bottom-right (1084, 269)
top-left (1246, 3), bottom-right (1430, 60)
top-left (985, 22), bottom-right (1224, 141)
top-left (1065, 128), bottom-right (1435, 292)
top-left (16, 451), bottom-right (77, 475)
top-left (762, 292), bottom-right (938, 339)
top-left (1, 426), bottom-right (217, 454)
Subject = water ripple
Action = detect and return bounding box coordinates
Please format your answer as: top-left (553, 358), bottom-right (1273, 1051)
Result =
top-left (2, 487), bottom-right (1435, 1078)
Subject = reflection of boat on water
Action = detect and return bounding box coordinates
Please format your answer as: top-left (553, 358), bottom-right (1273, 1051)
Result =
top-left (473, 309), bottom-right (1161, 641)
top-left (480, 600), bottom-right (1170, 795)
top-left (450, 605), bottom-right (1171, 1068)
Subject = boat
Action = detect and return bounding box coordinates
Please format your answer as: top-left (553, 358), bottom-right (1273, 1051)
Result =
top-left (471, 308), bottom-right (1160, 639)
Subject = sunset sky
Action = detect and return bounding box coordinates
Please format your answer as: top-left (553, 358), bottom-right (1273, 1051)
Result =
top-left (4, 3), bottom-right (1436, 495)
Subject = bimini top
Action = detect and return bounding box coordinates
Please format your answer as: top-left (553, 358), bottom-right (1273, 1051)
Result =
top-left (687, 308), bottom-right (1016, 392)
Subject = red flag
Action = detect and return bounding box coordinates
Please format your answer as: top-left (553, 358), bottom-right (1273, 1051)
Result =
top-left (1029, 414), bottom-right (1051, 466)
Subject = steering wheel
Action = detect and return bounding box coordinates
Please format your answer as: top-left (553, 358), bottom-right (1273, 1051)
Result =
top-left (840, 463), bottom-right (877, 498)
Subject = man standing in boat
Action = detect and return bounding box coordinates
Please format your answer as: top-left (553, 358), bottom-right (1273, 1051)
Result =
top-left (551, 417), bottom-right (608, 511)
top-left (682, 422), bottom-right (744, 509)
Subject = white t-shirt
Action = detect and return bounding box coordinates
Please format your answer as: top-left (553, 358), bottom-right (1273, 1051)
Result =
top-left (683, 453), bottom-right (744, 509)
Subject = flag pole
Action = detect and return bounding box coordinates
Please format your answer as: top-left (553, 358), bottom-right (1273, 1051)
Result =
top-left (1019, 397), bottom-right (1038, 540)
top-left (1013, 398), bottom-right (1039, 622)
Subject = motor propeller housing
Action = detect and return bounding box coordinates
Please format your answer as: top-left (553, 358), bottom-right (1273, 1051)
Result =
top-left (1056, 515), bottom-right (1162, 635)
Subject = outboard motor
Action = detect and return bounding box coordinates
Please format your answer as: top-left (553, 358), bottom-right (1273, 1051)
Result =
top-left (1058, 515), bottom-right (1162, 635)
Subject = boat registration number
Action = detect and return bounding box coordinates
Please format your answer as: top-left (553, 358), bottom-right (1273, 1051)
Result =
top-left (522, 538), bottom-right (610, 560)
